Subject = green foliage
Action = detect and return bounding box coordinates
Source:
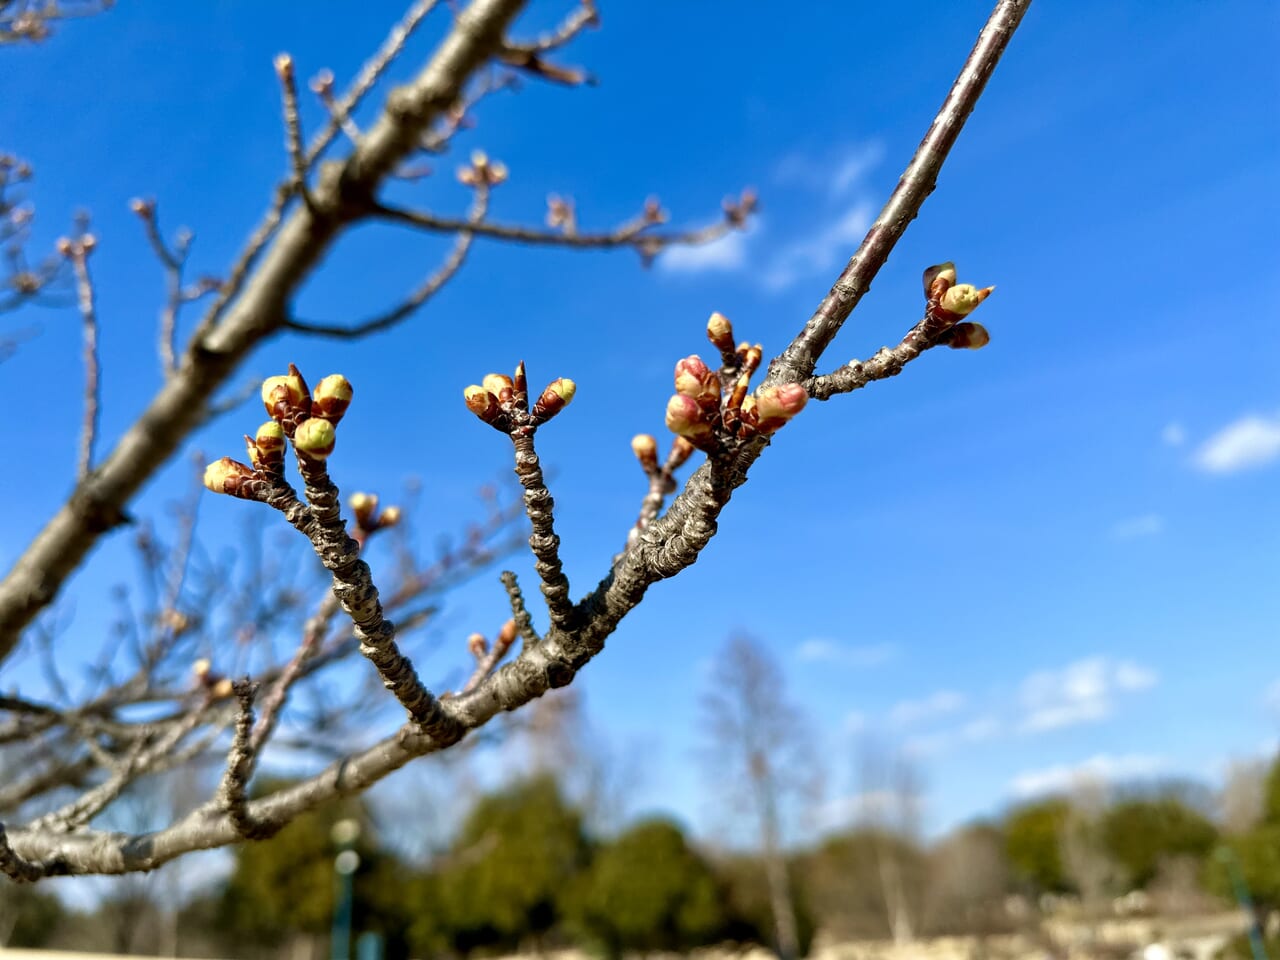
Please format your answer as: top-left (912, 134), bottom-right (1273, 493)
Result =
top-left (0, 883), bottom-right (69, 947)
top-left (1207, 827), bottom-right (1280, 917)
top-left (1264, 753), bottom-right (1280, 827)
top-left (408, 774), bottom-right (589, 955)
top-left (564, 817), bottom-right (727, 958)
top-left (1100, 796), bottom-right (1217, 889)
top-left (1004, 799), bottom-right (1071, 893)
top-left (215, 782), bottom-right (409, 954)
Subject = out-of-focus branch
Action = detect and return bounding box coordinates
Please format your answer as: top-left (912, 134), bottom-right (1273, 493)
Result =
top-left (0, 0), bottom-right (112, 44)
top-left (60, 233), bottom-right (100, 481)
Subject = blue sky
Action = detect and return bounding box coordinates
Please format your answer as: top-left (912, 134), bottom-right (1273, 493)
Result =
top-left (2, 0), bottom-right (1278, 846)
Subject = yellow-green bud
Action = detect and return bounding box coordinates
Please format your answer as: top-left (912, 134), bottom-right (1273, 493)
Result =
top-left (939, 283), bottom-right (994, 317)
top-left (378, 505), bottom-right (402, 527)
top-left (531, 377), bottom-right (576, 423)
top-left (312, 374), bottom-right (353, 423)
top-left (923, 261), bottom-right (957, 296)
top-left (294, 418), bottom-right (336, 460)
top-left (203, 457), bottom-right (255, 496)
top-left (945, 322), bottom-right (991, 350)
top-left (464, 385), bottom-right (504, 424)
top-left (483, 373), bottom-right (514, 403)
top-left (261, 370), bottom-right (307, 416)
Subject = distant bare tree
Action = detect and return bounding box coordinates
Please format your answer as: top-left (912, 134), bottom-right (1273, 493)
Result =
top-left (857, 739), bottom-right (925, 946)
top-left (701, 636), bottom-right (820, 960)
top-left (1061, 777), bottom-right (1120, 916)
top-left (1220, 759), bottom-right (1268, 834)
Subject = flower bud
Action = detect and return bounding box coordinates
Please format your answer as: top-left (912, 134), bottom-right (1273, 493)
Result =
top-left (497, 619), bottom-right (518, 646)
top-left (939, 283), bottom-right (994, 317)
top-left (203, 457), bottom-right (255, 496)
top-left (631, 434), bottom-right (659, 474)
top-left (468, 632), bottom-right (488, 659)
top-left (667, 436), bottom-right (696, 470)
top-left (464, 385), bottom-right (505, 426)
top-left (740, 343), bottom-right (763, 377)
top-left (248, 421), bottom-right (286, 471)
top-left (531, 378), bottom-right (576, 423)
top-left (211, 678), bottom-right (235, 699)
top-left (483, 373), bottom-right (514, 403)
top-left (674, 355), bottom-right (713, 397)
top-left (923, 261), bottom-right (957, 297)
top-left (349, 492), bottom-right (378, 526)
top-left (312, 374), bottom-right (353, 423)
top-left (707, 312), bottom-right (735, 354)
top-left (755, 383), bottom-right (808, 433)
top-left (294, 418), bottom-right (336, 460)
top-left (261, 369), bottom-right (307, 417)
top-left (944, 322), bottom-right (990, 350)
top-left (378, 505), bottom-right (402, 527)
top-left (665, 394), bottom-right (714, 446)
top-left (193, 658), bottom-right (212, 679)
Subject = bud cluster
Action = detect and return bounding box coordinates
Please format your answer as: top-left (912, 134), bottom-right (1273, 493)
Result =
top-left (205, 365), bottom-right (355, 499)
top-left (348, 491), bottom-right (401, 536)
top-left (922, 261), bottom-right (995, 350)
top-left (464, 361), bottom-right (576, 432)
top-left (457, 150), bottom-right (508, 188)
top-left (656, 311), bottom-right (807, 455)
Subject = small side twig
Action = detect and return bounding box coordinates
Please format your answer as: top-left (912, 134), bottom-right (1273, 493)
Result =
top-left (61, 233), bottom-right (100, 480)
top-left (218, 680), bottom-right (265, 838)
top-left (274, 54), bottom-right (315, 210)
top-left (499, 570), bottom-right (540, 648)
top-left (462, 619), bottom-right (516, 693)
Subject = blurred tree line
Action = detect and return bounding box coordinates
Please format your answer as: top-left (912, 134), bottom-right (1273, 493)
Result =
top-left (4, 750), bottom-right (1280, 957)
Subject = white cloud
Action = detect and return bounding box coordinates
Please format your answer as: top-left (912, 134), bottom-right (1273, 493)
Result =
top-left (657, 227), bottom-right (752, 274)
top-left (891, 689), bottom-right (966, 727)
top-left (1195, 413), bottom-right (1280, 473)
top-left (1161, 422), bottom-right (1186, 447)
top-left (1019, 656), bottom-right (1157, 733)
top-left (1009, 754), bottom-right (1164, 798)
top-left (796, 639), bottom-right (896, 668)
top-left (774, 141), bottom-right (884, 199)
top-left (760, 200), bottom-right (874, 292)
top-left (1110, 513), bottom-right (1165, 540)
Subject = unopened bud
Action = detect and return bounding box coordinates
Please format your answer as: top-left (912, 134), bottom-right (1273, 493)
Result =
top-left (707, 312), bottom-right (735, 354)
top-left (939, 283), bottom-right (994, 317)
top-left (755, 383), bottom-right (808, 433)
top-left (193, 658), bottom-right (212, 679)
top-left (464, 385), bottom-right (504, 425)
top-left (631, 434), bottom-right (659, 473)
top-left (483, 373), bottom-right (514, 403)
top-left (349, 492), bottom-right (378, 525)
top-left (665, 393), bottom-right (714, 445)
top-left (667, 436), bottom-right (696, 470)
top-left (250, 421), bottom-right (286, 471)
top-left (261, 370), bottom-right (307, 416)
top-left (531, 378), bottom-right (576, 423)
top-left (378, 505), bottom-right (401, 527)
top-left (203, 457), bottom-right (256, 496)
top-left (312, 374), bottom-right (353, 423)
top-left (468, 632), bottom-right (488, 659)
top-left (273, 52), bottom-right (294, 80)
top-left (211, 678), bottom-right (235, 699)
top-left (294, 418), bottom-right (336, 460)
top-left (944, 322), bottom-right (990, 350)
top-left (674, 356), bottom-right (715, 399)
top-left (923, 262), bottom-right (957, 297)
top-left (129, 197), bottom-right (154, 219)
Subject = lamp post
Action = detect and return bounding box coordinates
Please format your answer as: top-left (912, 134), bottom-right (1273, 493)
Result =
top-left (331, 818), bottom-right (362, 960)
top-left (1215, 845), bottom-right (1269, 960)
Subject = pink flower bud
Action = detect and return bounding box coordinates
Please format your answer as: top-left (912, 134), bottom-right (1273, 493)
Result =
top-left (755, 383), bottom-right (807, 434)
top-left (665, 394), bottom-right (714, 446)
top-left (631, 434), bottom-right (659, 474)
top-left (674, 355), bottom-right (713, 397)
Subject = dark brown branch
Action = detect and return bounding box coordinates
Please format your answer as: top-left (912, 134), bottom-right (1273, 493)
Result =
top-left (510, 428), bottom-right (574, 632)
top-left (766, 0), bottom-right (1031, 386)
top-left (499, 570), bottom-right (540, 648)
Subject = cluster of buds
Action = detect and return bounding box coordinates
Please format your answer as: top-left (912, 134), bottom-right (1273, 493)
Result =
top-left (464, 361), bottom-right (576, 432)
top-left (546, 194), bottom-right (577, 234)
top-left (659, 312), bottom-right (806, 454)
top-left (348, 491), bottom-right (401, 536)
top-left (922, 261), bottom-right (994, 349)
top-left (55, 232), bottom-right (97, 260)
top-left (204, 365), bottom-right (353, 498)
top-left (192, 658), bottom-right (234, 699)
top-left (457, 150), bottom-right (508, 188)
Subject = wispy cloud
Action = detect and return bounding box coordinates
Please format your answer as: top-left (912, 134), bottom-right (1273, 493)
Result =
top-left (1019, 656), bottom-right (1157, 733)
top-left (774, 142), bottom-right (884, 199)
top-left (1009, 753), bottom-right (1164, 798)
top-left (1110, 513), bottom-right (1165, 540)
top-left (1195, 413), bottom-right (1280, 474)
top-left (658, 227), bottom-right (753, 274)
top-left (891, 690), bottom-right (966, 727)
top-left (903, 713), bottom-right (1000, 757)
top-left (760, 200), bottom-right (874, 292)
top-left (796, 639), bottom-right (896, 668)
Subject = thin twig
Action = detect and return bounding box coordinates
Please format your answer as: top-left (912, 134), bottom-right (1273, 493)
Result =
top-left (218, 681), bottom-right (262, 838)
top-left (275, 54), bottom-right (314, 210)
top-left (500, 570), bottom-right (540, 648)
top-left (67, 238), bottom-right (100, 480)
top-left (284, 184), bottom-right (490, 339)
top-left (767, 0), bottom-right (1032, 386)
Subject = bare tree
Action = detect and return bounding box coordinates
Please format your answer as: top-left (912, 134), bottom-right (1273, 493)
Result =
top-left (701, 635), bottom-right (820, 960)
top-left (0, 0), bottom-right (1033, 881)
top-left (856, 739), bottom-right (925, 946)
